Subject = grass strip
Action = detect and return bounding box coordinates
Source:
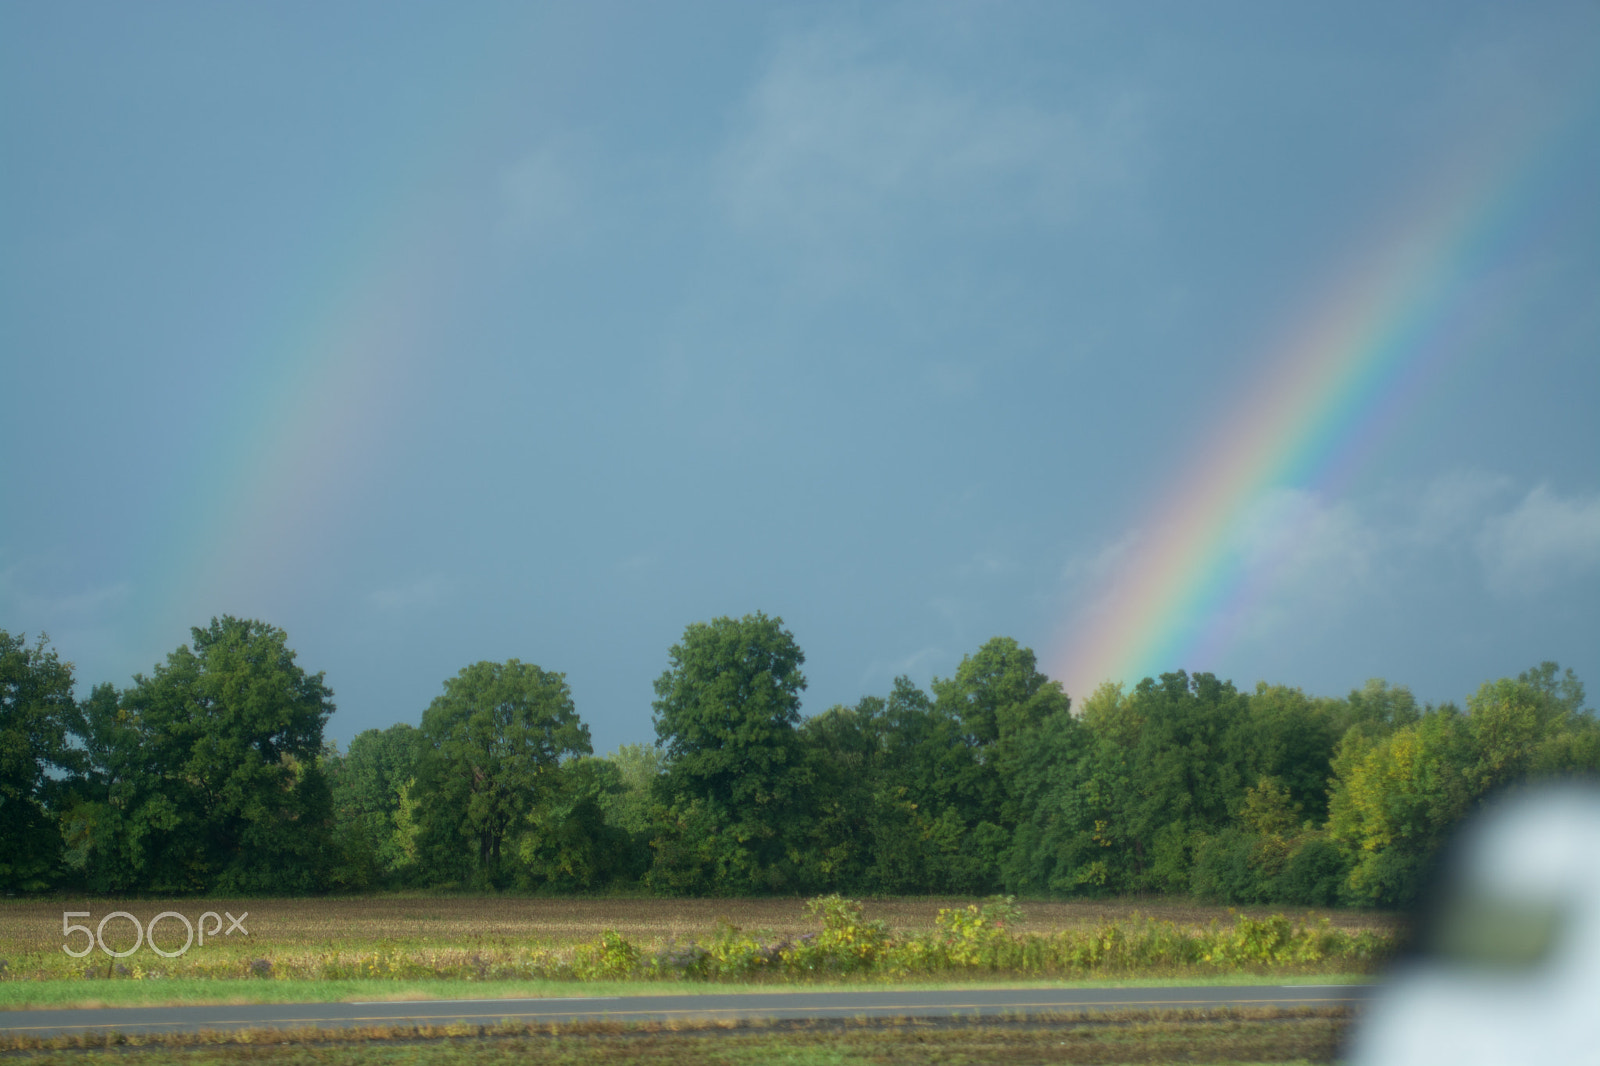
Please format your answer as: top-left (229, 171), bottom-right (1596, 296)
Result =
top-left (0, 1006), bottom-right (1353, 1064)
top-left (0, 972), bottom-right (1372, 1011)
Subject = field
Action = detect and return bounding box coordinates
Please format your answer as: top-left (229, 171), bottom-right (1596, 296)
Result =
top-left (0, 896), bottom-right (1397, 1004)
top-left (0, 895), bottom-right (1398, 956)
top-left (1, 898), bottom-right (1389, 1062)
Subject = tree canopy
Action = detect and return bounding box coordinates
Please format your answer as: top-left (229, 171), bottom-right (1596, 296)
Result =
top-left (415, 659), bottom-right (591, 887)
top-left (3, 615), bottom-right (1593, 905)
top-left (0, 631), bottom-right (83, 891)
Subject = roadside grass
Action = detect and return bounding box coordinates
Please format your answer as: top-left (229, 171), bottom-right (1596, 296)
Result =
top-left (0, 971), bottom-right (1373, 1010)
top-left (0, 1007), bottom-right (1354, 1064)
top-left (0, 895), bottom-right (1396, 1013)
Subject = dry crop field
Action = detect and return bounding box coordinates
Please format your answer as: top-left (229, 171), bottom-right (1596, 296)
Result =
top-left (0, 896), bottom-right (1398, 958)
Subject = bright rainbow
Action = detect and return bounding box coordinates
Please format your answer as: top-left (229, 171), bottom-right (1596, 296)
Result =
top-left (1053, 95), bottom-right (1596, 699)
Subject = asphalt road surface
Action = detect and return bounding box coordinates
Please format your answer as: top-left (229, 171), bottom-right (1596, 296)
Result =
top-left (1, 985), bottom-right (1373, 1037)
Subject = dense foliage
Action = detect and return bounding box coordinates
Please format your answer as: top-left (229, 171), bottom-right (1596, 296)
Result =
top-left (2, 616), bottom-right (1594, 905)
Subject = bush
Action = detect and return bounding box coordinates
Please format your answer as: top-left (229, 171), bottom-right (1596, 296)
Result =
top-left (1191, 829), bottom-right (1261, 903)
top-left (932, 896), bottom-right (1023, 970)
top-left (1276, 836), bottom-right (1348, 906)
top-left (572, 929), bottom-right (639, 980)
top-left (788, 894), bottom-right (890, 973)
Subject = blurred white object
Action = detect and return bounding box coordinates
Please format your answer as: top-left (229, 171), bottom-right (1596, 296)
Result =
top-left (1347, 782), bottom-right (1600, 1065)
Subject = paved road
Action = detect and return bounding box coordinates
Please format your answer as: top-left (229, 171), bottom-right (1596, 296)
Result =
top-left (0, 985), bottom-right (1373, 1037)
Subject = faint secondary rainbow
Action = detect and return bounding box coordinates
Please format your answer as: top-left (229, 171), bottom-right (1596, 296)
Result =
top-left (1054, 96), bottom-right (1596, 698)
top-left (132, 16), bottom-right (547, 638)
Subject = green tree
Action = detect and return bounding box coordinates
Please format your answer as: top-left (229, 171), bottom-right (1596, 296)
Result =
top-left (1008, 679), bottom-right (1139, 896)
top-left (326, 723), bottom-right (422, 888)
top-left (1466, 665), bottom-right (1598, 791)
top-left (841, 677), bottom-right (959, 894)
top-left (0, 631), bottom-right (83, 891)
top-left (68, 617), bottom-right (335, 893)
top-left (1235, 684), bottom-right (1343, 823)
top-left (1325, 704), bottom-right (1475, 906)
top-left (1334, 678), bottom-right (1421, 739)
top-left (1017, 671), bottom-right (1258, 898)
top-left (874, 676), bottom-right (977, 889)
top-left (599, 743), bottom-right (665, 841)
top-left (997, 692), bottom-right (1088, 897)
top-left (514, 756), bottom-right (635, 890)
top-left (923, 638), bottom-right (1072, 893)
top-left (932, 637), bottom-right (1071, 822)
top-left (1326, 664), bottom-right (1597, 907)
top-left (649, 612), bottom-right (808, 893)
top-left (796, 699), bottom-right (884, 891)
top-left (416, 659), bottom-right (590, 887)
top-left (1116, 671), bottom-right (1251, 892)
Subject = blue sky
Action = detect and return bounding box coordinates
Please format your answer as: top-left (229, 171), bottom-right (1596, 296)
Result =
top-left (3, 2), bottom-right (1597, 755)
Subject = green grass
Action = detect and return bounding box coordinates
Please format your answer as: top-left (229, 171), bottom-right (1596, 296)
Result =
top-left (0, 1009), bottom-right (1353, 1064)
top-left (0, 972), bottom-right (1371, 1011)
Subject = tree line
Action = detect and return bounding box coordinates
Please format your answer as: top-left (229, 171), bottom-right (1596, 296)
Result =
top-left (2, 614), bottom-right (1595, 906)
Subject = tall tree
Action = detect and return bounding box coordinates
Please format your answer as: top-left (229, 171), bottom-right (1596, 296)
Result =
top-left (326, 723), bottom-right (422, 888)
top-left (649, 612), bottom-right (808, 893)
top-left (68, 617), bottom-right (335, 893)
top-left (416, 659), bottom-right (590, 887)
top-left (1325, 662), bottom-right (1597, 907)
top-left (0, 631), bottom-right (83, 891)
top-left (928, 637), bottom-right (1072, 891)
top-left (796, 699), bottom-right (885, 891)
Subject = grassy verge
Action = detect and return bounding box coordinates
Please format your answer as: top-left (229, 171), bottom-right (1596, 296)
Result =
top-left (0, 1007), bottom-right (1353, 1064)
top-left (0, 971), bottom-right (1373, 1010)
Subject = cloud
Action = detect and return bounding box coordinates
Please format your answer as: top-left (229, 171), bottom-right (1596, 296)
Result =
top-left (369, 575), bottom-right (454, 612)
top-left (956, 550), bottom-right (1010, 579)
top-left (614, 550), bottom-right (659, 573)
top-left (0, 561), bottom-right (132, 624)
top-left (1230, 488), bottom-right (1376, 597)
top-left (1477, 484), bottom-right (1600, 594)
top-left (860, 644), bottom-right (945, 690)
top-left (1061, 529), bottom-right (1143, 586)
top-left (717, 30), bottom-right (1136, 247)
top-left (498, 142), bottom-right (584, 240)
top-left (1411, 468), bottom-right (1513, 545)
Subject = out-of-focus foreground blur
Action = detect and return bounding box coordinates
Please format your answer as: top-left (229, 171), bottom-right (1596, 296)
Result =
top-left (1346, 781), bottom-right (1600, 1064)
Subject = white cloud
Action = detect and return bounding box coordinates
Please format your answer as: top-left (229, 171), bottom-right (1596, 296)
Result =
top-left (717, 30), bottom-right (1137, 246)
top-left (369, 575), bottom-right (454, 612)
top-left (1477, 484), bottom-right (1600, 594)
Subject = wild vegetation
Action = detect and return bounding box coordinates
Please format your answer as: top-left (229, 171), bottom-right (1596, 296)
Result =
top-left (3, 616), bottom-right (1595, 908)
top-left (0, 895), bottom-right (1392, 988)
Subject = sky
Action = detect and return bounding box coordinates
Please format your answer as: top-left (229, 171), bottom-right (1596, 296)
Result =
top-left (3, 2), bottom-right (1598, 756)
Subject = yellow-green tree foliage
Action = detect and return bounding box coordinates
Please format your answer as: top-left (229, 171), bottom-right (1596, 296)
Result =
top-left (1328, 664), bottom-right (1598, 906)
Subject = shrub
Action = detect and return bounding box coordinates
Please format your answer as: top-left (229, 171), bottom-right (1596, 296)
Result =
top-left (932, 896), bottom-right (1023, 970)
top-left (788, 894), bottom-right (890, 973)
top-left (572, 929), bottom-right (640, 980)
